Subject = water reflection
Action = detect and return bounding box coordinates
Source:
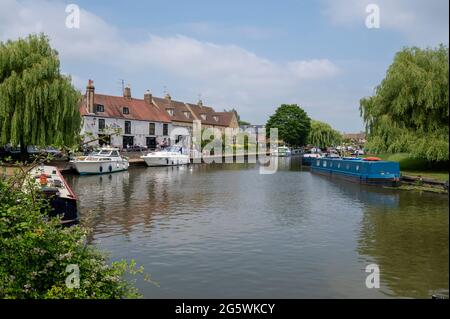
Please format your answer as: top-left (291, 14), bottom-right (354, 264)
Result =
top-left (64, 157), bottom-right (448, 298)
top-left (358, 192), bottom-right (449, 298)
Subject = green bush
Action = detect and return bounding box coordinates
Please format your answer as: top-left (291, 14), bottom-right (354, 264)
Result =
top-left (0, 174), bottom-right (144, 299)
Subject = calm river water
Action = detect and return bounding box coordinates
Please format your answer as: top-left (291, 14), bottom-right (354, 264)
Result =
top-left (65, 157), bottom-right (449, 298)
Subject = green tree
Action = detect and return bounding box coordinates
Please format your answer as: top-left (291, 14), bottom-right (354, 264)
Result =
top-left (225, 107), bottom-right (250, 126)
top-left (0, 34), bottom-right (81, 154)
top-left (360, 45), bottom-right (449, 161)
top-left (266, 104), bottom-right (311, 147)
top-left (308, 120), bottom-right (342, 149)
top-left (0, 165), bottom-right (149, 298)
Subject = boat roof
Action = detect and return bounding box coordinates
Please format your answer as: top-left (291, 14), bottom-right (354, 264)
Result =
top-left (30, 165), bottom-right (77, 200)
top-left (97, 146), bottom-right (120, 151)
top-left (320, 157), bottom-right (395, 164)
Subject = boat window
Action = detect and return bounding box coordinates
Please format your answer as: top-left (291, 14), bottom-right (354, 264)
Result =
top-left (316, 160), bottom-right (320, 166)
top-left (110, 151), bottom-right (120, 157)
top-left (323, 161), bottom-right (327, 167)
top-left (356, 165), bottom-right (360, 171)
top-left (346, 164), bottom-right (350, 170)
top-left (330, 162), bottom-right (333, 168)
top-left (337, 163), bottom-right (341, 168)
top-left (98, 150), bottom-right (111, 156)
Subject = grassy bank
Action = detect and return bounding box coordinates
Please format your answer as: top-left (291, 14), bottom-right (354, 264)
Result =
top-left (366, 153), bottom-right (449, 182)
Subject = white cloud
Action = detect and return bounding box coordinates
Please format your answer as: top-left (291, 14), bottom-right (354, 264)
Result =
top-left (288, 59), bottom-right (340, 79)
top-left (0, 0), bottom-right (351, 129)
top-left (322, 0), bottom-right (449, 46)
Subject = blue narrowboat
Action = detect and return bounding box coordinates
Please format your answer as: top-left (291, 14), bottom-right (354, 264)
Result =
top-left (310, 157), bottom-right (401, 186)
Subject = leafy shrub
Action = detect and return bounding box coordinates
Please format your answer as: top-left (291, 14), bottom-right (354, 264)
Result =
top-left (0, 173), bottom-right (144, 299)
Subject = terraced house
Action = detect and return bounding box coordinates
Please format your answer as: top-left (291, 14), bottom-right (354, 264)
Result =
top-left (80, 80), bottom-right (239, 150)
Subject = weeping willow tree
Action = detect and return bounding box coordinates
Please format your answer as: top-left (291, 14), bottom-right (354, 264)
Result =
top-left (0, 33), bottom-right (81, 154)
top-left (308, 120), bottom-right (342, 149)
top-left (360, 45), bottom-right (449, 161)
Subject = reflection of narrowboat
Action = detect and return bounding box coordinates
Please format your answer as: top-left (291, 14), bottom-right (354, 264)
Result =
top-left (30, 165), bottom-right (78, 226)
top-left (310, 157), bottom-right (401, 186)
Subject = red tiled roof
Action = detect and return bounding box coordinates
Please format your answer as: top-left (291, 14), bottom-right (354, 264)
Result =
top-left (80, 94), bottom-right (171, 123)
top-left (152, 97), bottom-right (194, 123)
top-left (185, 103), bottom-right (225, 126)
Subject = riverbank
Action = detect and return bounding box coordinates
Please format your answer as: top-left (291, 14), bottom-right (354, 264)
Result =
top-left (365, 153), bottom-right (449, 182)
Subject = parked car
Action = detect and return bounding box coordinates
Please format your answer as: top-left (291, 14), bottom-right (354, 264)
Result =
top-left (43, 146), bottom-right (63, 158)
top-left (125, 145), bottom-right (148, 152)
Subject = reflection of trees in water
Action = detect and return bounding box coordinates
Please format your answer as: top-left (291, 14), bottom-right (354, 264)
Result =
top-left (358, 193), bottom-right (449, 298)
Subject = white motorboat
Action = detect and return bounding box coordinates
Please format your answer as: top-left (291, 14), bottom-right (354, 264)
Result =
top-left (141, 146), bottom-right (190, 167)
top-left (70, 147), bottom-right (129, 175)
top-left (272, 146), bottom-right (292, 157)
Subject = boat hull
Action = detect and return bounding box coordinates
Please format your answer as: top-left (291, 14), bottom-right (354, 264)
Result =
top-left (142, 155), bottom-right (190, 167)
top-left (302, 156), bottom-right (320, 166)
top-left (72, 160), bottom-right (129, 175)
top-left (310, 158), bottom-right (401, 187)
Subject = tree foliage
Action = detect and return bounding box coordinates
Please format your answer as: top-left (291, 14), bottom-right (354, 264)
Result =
top-left (0, 33), bottom-right (81, 148)
top-left (360, 45), bottom-right (449, 161)
top-left (0, 169), bottom-right (146, 298)
top-left (308, 120), bottom-right (342, 148)
top-left (266, 104), bottom-right (311, 146)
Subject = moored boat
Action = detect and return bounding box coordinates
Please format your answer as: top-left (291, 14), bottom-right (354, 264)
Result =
top-left (272, 146), bottom-right (292, 157)
top-left (310, 157), bottom-right (400, 186)
top-left (30, 165), bottom-right (78, 225)
top-left (70, 147), bottom-right (129, 175)
top-left (301, 149), bottom-right (322, 166)
top-left (141, 146), bottom-right (190, 167)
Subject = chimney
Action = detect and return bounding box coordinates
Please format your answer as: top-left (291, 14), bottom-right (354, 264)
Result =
top-left (123, 84), bottom-right (131, 99)
top-left (198, 99), bottom-right (203, 107)
top-left (86, 79), bottom-right (95, 113)
top-left (144, 90), bottom-right (152, 104)
top-left (165, 92), bottom-right (171, 100)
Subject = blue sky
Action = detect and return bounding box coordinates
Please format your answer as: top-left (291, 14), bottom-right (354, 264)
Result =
top-left (1, 0), bottom-right (448, 132)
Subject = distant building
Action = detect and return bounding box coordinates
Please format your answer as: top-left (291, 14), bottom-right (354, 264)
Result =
top-left (79, 80), bottom-right (239, 149)
top-left (343, 132), bottom-right (366, 144)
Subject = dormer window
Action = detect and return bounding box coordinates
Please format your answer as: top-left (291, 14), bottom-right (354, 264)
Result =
top-left (167, 108), bottom-right (174, 116)
top-left (200, 114), bottom-right (207, 120)
top-left (183, 111), bottom-right (190, 118)
top-left (96, 104), bottom-right (104, 112)
top-left (213, 115), bottom-right (219, 122)
top-left (123, 107), bottom-right (129, 114)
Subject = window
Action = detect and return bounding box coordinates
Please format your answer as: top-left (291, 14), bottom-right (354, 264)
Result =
top-left (124, 121), bottom-right (131, 134)
top-left (149, 123), bottom-right (155, 135)
top-left (200, 114), bottom-right (207, 120)
top-left (98, 118), bottom-right (105, 131)
top-left (183, 111), bottom-right (190, 118)
top-left (167, 109), bottom-right (174, 116)
top-left (96, 104), bottom-right (104, 112)
top-left (123, 107), bottom-right (129, 114)
top-left (213, 115), bottom-right (219, 122)
top-left (163, 123), bottom-right (168, 136)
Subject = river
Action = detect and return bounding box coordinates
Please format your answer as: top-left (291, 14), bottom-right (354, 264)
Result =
top-left (65, 157), bottom-right (449, 298)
